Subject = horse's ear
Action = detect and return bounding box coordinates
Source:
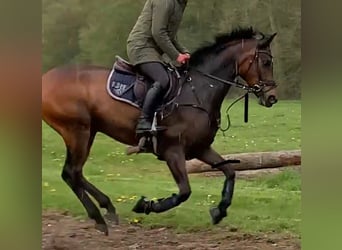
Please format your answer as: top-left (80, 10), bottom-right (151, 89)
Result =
top-left (258, 32), bottom-right (277, 48)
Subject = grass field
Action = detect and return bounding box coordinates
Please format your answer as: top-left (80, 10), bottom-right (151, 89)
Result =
top-left (42, 99), bottom-right (301, 235)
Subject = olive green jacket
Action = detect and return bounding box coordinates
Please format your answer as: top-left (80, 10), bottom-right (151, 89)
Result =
top-left (127, 0), bottom-right (188, 66)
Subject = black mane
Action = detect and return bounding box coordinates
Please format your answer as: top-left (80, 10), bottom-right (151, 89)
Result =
top-left (189, 27), bottom-right (258, 66)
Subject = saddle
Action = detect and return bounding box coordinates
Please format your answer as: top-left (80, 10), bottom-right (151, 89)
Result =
top-left (107, 56), bottom-right (182, 109)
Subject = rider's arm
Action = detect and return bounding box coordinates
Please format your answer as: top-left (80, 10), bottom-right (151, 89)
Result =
top-left (151, 0), bottom-right (181, 61)
top-left (172, 35), bottom-right (189, 54)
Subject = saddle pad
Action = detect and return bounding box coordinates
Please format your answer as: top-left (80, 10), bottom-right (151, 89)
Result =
top-left (106, 68), bottom-right (141, 108)
top-left (107, 60), bottom-right (181, 110)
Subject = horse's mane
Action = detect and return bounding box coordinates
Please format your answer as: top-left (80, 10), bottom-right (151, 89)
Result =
top-left (189, 26), bottom-right (258, 67)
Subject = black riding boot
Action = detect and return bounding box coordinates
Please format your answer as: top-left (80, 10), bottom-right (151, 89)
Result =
top-left (136, 82), bottom-right (164, 134)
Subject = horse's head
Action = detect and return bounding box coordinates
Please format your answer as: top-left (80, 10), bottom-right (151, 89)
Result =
top-left (189, 27), bottom-right (279, 108)
top-left (236, 32), bottom-right (278, 107)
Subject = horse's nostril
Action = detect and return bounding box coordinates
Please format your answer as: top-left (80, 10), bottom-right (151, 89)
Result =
top-left (268, 95), bottom-right (277, 104)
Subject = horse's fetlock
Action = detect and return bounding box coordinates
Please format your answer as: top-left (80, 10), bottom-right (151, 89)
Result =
top-left (99, 195), bottom-right (111, 208)
top-left (178, 190), bottom-right (191, 202)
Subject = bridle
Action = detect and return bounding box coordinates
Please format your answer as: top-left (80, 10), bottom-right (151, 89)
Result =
top-left (236, 47), bottom-right (277, 97)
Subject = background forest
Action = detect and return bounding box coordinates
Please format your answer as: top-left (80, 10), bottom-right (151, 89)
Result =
top-left (42, 0), bottom-right (301, 99)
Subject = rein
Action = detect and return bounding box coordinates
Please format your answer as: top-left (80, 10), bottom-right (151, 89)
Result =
top-left (190, 68), bottom-right (258, 93)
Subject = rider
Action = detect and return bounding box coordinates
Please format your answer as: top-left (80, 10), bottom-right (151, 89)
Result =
top-left (127, 0), bottom-right (190, 134)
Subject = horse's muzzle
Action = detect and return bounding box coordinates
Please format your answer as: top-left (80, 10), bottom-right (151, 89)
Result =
top-left (259, 94), bottom-right (277, 107)
top-left (265, 95), bottom-right (278, 107)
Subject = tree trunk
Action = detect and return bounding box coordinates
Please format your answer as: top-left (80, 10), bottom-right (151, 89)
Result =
top-left (186, 150), bottom-right (301, 173)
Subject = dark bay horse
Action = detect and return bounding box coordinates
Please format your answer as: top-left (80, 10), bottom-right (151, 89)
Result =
top-left (42, 27), bottom-right (278, 235)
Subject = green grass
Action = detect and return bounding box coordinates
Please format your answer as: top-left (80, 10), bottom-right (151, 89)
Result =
top-left (42, 99), bottom-right (301, 235)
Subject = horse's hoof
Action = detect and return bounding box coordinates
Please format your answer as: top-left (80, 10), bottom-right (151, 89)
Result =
top-left (210, 207), bottom-right (227, 225)
top-left (104, 212), bottom-right (119, 225)
top-left (132, 196), bottom-right (150, 214)
top-left (95, 223), bottom-right (109, 236)
top-left (132, 196), bottom-right (147, 213)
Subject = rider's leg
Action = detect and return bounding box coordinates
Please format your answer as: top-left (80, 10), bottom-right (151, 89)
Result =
top-left (135, 62), bottom-right (169, 133)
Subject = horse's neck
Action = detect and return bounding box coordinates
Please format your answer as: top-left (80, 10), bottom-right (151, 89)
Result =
top-left (188, 55), bottom-right (236, 114)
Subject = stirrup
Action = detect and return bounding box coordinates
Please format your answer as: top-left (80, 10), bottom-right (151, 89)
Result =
top-left (135, 116), bottom-right (152, 134)
top-left (127, 113), bottom-right (165, 155)
top-left (136, 113), bottom-right (165, 135)
top-left (136, 127), bottom-right (152, 134)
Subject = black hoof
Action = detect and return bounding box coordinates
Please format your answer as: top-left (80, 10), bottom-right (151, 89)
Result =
top-left (210, 207), bottom-right (227, 225)
top-left (104, 212), bottom-right (119, 225)
top-left (132, 196), bottom-right (151, 214)
top-left (95, 223), bottom-right (108, 236)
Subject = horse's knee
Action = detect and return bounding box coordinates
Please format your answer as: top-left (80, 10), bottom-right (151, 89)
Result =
top-left (229, 169), bottom-right (236, 179)
top-left (179, 190), bottom-right (191, 202)
top-left (221, 166), bottom-right (235, 179)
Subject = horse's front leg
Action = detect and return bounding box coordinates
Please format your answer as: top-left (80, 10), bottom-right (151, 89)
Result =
top-left (197, 147), bottom-right (236, 224)
top-left (133, 146), bottom-right (191, 214)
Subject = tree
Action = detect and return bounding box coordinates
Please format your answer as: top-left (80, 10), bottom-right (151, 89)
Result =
top-left (42, 0), bottom-right (85, 71)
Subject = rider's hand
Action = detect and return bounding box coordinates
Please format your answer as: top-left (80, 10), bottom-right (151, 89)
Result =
top-left (177, 53), bottom-right (191, 64)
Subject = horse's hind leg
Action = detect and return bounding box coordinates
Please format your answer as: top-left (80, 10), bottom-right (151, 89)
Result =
top-left (61, 128), bottom-right (108, 235)
top-left (133, 146), bottom-right (191, 214)
top-left (81, 178), bottom-right (118, 224)
top-left (80, 131), bottom-right (119, 224)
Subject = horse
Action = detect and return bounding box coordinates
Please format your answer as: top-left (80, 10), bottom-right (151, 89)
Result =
top-left (42, 27), bottom-right (278, 235)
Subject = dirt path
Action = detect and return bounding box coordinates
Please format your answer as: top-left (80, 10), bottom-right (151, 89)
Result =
top-left (42, 211), bottom-right (300, 250)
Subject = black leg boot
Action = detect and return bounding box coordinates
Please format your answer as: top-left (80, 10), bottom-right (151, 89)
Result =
top-left (136, 82), bottom-right (164, 134)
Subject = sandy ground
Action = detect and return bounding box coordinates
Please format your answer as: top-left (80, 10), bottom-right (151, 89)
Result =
top-left (42, 211), bottom-right (300, 250)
